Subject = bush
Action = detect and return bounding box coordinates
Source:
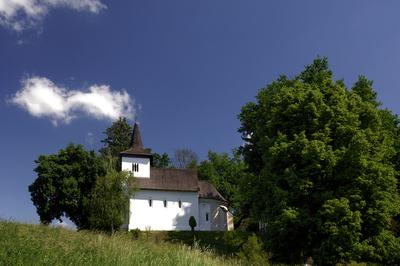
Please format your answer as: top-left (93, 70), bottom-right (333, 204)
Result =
top-left (189, 216), bottom-right (197, 231)
top-left (222, 231), bottom-right (246, 253)
top-left (236, 234), bottom-right (270, 266)
top-left (130, 228), bottom-right (140, 240)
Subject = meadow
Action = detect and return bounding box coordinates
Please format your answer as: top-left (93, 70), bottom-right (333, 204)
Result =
top-left (0, 220), bottom-right (244, 266)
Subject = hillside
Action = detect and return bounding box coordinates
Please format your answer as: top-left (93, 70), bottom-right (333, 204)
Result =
top-left (0, 221), bottom-right (243, 266)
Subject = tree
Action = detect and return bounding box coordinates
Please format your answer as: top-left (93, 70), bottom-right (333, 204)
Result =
top-left (173, 148), bottom-right (198, 169)
top-left (198, 150), bottom-right (254, 227)
top-left (152, 152), bottom-right (172, 168)
top-left (237, 234), bottom-right (270, 266)
top-left (85, 156), bottom-right (135, 234)
top-left (29, 144), bottom-right (105, 229)
top-left (100, 117), bottom-right (132, 158)
top-left (239, 58), bottom-right (400, 264)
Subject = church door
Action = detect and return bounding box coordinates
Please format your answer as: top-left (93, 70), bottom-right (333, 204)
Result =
top-left (199, 203), bottom-right (211, 231)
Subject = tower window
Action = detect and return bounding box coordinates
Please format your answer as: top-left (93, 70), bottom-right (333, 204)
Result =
top-left (163, 200), bottom-right (167, 208)
top-left (148, 199), bottom-right (152, 207)
top-left (206, 213), bottom-right (209, 222)
top-left (178, 200), bottom-right (182, 208)
top-left (132, 163), bottom-right (139, 172)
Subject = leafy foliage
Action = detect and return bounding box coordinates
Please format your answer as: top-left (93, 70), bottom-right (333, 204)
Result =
top-left (152, 152), bottom-right (173, 168)
top-left (222, 230), bottom-right (247, 253)
top-left (29, 144), bottom-right (105, 229)
top-left (198, 150), bottom-right (254, 227)
top-left (100, 117), bottom-right (133, 158)
top-left (189, 216), bottom-right (197, 231)
top-left (237, 234), bottom-right (270, 266)
top-left (239, 58), bottom-right (400, 264)
top-left (85, 156), bottom-right (135, 234)
top-left (29, 144), bottom-right (136, 233)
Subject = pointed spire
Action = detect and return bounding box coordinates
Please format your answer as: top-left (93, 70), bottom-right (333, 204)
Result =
top-left (130, 123), bottom-right (144, 151)
top-left (120, 123), bottom-right (152, 156)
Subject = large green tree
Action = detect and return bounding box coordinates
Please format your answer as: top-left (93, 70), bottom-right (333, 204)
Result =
top-left (85, 156), bottom-right (134, 234)
top-left (100, 117), bottom-right (133, 158)
top-left (29, 144), bottom-right (105, 229)
top-left (239, 58), bottom-right (400, 264)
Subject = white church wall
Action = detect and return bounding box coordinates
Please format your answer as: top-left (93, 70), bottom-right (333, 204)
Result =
top-left (199, 198), bottom-right (229, 231)
top-left (129, 190), bottom-right (199, 231)
top-left (121, 157), bottom-right (150, 178)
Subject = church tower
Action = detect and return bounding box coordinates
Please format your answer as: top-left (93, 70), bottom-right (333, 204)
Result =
top-left (120, 123), bottom-right (152, 178)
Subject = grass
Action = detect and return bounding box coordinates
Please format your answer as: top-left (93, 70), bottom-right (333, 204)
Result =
top-left (140, 230), bottom-right (250, 255)
top-left (0, 220), bottom-right (243, 266)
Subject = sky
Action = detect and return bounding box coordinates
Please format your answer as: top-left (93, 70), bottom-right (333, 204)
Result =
top-left (1, 0), bottom-right (400, 224)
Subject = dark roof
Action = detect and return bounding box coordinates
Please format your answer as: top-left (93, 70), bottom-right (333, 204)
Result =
top-left (198, 180), bottom-right (227, 202)
top-left (134, 168), bottom-right (199, 191)
top-left (120, 123), bottom-right (152, 157)
top-left (131, 168), bottom-right (228, 202)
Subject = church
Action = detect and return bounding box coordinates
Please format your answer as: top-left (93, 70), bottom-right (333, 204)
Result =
top-left (120, 124), bottom-right (234, 231)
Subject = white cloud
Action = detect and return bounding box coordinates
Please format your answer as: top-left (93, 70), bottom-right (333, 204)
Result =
top-left (10, 76), bottom-right (135, 125)
top-left (0, 0), bottom-right (106, 31)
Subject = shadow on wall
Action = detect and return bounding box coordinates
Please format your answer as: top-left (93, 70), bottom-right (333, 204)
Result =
top-left (172, 204), bottom-right (192, 231)
top-left (213, 206), bottom-right (224, 231)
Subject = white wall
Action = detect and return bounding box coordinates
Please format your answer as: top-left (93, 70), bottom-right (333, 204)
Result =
top-left (129, 190), bottom-right (199, 231)
top-left (199, 198), bottom-right (229, 231)
top-left (121, 157), bottom-right (150, 178)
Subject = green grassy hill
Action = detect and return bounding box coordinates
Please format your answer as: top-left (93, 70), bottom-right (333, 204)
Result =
top-left (0, 221), bottom-right (243, 266)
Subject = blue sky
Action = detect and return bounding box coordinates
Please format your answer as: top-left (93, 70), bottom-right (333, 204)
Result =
top-left (1, 0), bottom-right (400, 223)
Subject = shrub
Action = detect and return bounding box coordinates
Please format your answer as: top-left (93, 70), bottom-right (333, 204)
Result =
top-left (189, 216), bottom-right (197, 231)
top-left (130, 228), bottom-right (140, 240)
top-left (222, 231), bottom-right (246, 253)
top-left (237, 234), bottom-right (269, 266)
